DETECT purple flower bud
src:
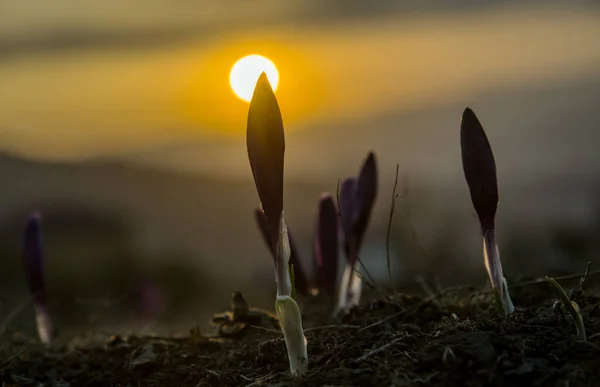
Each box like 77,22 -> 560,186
336,153 -> 378,312
23,212 -> 53,344
460,107 -> 498,232
338,177 -> 358,242
338,152 -> 378,264
314,194 -> 339,295
354,152 -> 378,252
247,73 -> 285,250
23,212 -> 45,305
254,207 -> 274,260
254,208 -> 309,296
461,108 -> 514,314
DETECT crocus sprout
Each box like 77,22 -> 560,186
255,193 -> 341,298
255,208 -> 309,296
460,107 -> 514,314
546,276 -> 586,341
247,73 -> 307,375
337,152 -> 378,312
23,212 -> 54,344
313,194 -> 339,296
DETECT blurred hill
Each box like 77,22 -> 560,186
0,152 -> 329,332
1,148 -> 599,315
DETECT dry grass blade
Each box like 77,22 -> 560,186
546,276 -> 586,341
511,269 -> 600,289
304,324 -> 360,332
356,335 -> 405,361
569,262 -> 592,300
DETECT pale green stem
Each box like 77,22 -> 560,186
276,296 -> 308,375
275,213 -> 308,374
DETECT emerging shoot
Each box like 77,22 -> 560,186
256,192 -> 340,299
246,73 -> 307,375
276,217 -> 308,374
255,207 -> 309,296
23,212 -> 54,344
547,277 -> 586,341
337,152 -> 378,312
313,194 -> 340,296
461,108 -> 514,315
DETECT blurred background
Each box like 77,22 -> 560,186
1,0 -> 600,337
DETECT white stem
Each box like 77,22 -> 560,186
336,263 -> 363,313
275,213 -> 292,297
33,303 -> 53,344
275,296 -> 308,375
274,214 -> 308,374
483,230 -> 514,314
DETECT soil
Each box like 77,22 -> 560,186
2,278 -> 600,387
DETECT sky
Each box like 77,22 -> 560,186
1,1 -> 600,182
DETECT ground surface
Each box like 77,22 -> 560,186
2,277 -> 600,387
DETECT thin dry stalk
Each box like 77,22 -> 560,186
385,164 -> 400,291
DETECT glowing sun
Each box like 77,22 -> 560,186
229,54 -> 279,102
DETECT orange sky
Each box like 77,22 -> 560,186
1,5 -> 600,179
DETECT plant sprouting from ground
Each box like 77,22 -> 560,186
255,208 -> 310,296
313,194 -> 340,296
23,212 -> 54,344
546,276 -> 586,341
246,73 -> 307,375
547,262 -> 590,341
337,152 -> 378,313
460,107 -> 514,314
256,193 -> 341,299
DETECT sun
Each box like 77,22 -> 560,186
229,54 -> 279,102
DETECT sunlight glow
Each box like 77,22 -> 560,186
229,54 -> 279,102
